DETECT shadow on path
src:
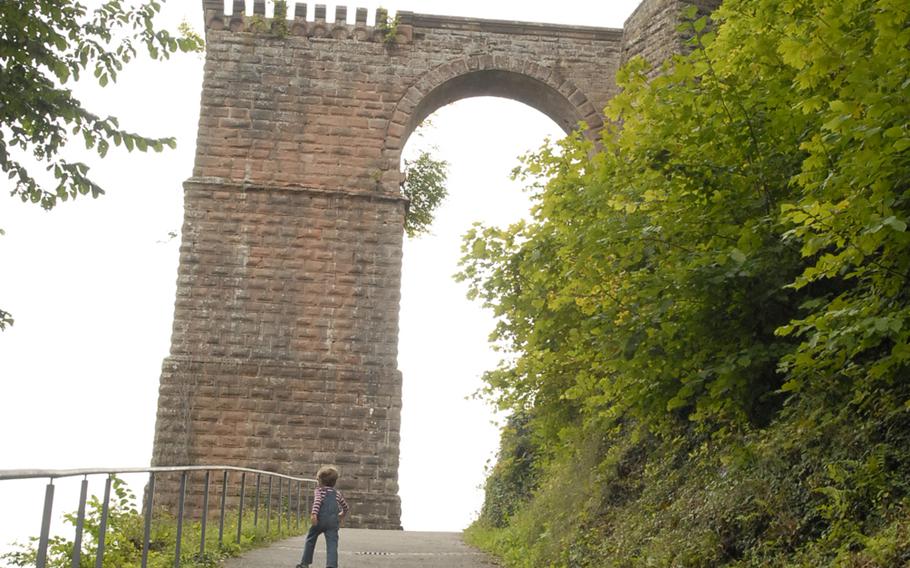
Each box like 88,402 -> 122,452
224,529 -> 500,568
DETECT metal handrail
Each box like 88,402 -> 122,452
0,465 -> 318,568
0,465 -> 316,482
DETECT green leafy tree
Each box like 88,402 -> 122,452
460,20 -> 809,436
0,0 -> 204,329
462,0 -> 910,564
401,150 -> 448,238
460,0 -> 909,440
771,0 -> 910,401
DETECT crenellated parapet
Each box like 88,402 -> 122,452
202,0 -> 414,43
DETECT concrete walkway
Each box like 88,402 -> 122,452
223,529 -> 500,568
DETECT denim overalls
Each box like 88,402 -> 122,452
300,488 -> 341,567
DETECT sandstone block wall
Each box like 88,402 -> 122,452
153,183 -> 404,526
622,0 -> 724,68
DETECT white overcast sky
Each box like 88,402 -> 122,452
0,0 -> 640,550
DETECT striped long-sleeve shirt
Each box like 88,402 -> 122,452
311,486 -> 350,518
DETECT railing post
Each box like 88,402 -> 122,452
200,470 -> 210,557
141,473 -> 155,568
71,477 -> 89,568
296,481 -> 301,529
36,479 -> 55,568
174,471 -> 187,568
254,474 -> 261,528
219,470 -> 228,546
266,476 -> 273,534
237,472 -> 246,544
286,478 -> 292,531
278,476 -> 283,534
98,475 -> 113,568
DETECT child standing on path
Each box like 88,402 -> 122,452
297,465 -> 350,568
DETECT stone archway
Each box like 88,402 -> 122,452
151,0 -> 719,529
383,54 -> 605,167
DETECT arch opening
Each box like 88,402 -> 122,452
405,69 -> 582,148
396,97 -> 566,531
381,57 -> 603,189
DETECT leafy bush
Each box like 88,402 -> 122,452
476,411 -> 540,528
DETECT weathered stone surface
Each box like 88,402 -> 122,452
153,0 -> 722,530
622,0 -> 723,71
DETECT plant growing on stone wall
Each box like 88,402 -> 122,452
243,0 -> 291,38
245,0 -> 289,38
245,13 -> 267,33
376,7 -> 400,47
272,0 -> 289,37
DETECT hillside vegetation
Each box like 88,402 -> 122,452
460,0 -> 910,565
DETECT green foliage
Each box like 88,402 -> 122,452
0,308 -> 12,330
0,0 -> 204,328
376,8 -> 400,47
1,477 -> 308,568
476,411 -> 540,528
245,0 -> 289,38
462,0 -> 910,565
401,150 -> 448,238
0,0 -> 204,210
178,20 -> 204,49
469,395 -> 910,566
770,0 -> 910,400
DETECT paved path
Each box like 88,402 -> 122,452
223,529 -> 500,568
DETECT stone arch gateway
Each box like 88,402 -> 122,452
152,0 -> 720,528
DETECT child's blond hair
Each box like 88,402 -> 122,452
316,465 -> 339,487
